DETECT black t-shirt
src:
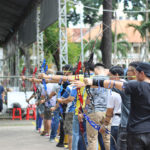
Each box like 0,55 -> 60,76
124,81 -> 150,134
113,88 -> 130,128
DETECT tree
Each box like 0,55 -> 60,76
84,39 -> 102,61
84,32 -> 131,61
68,0 -> 116,67
112,32 -> 131,57
128,22 -> 150,40
100,0 -> 112,68
44,21 -> 82,69
124,0 -> 150,20
124,0 -> 150,61
126,0 -> 150,53
67,0 -> 102,26
44,22 -> 60,70
67,0 -> 118,26
68,42 -> 81,65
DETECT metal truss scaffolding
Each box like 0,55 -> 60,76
37,6 -> 44,72
15,33 -> 20,87
59,0 -> 68,71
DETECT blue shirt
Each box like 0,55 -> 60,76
61,86 -> 77,113
0,85 -> 4,100
57,81 -> 70,113
57,80 -> 70,98
57,85 -> 63,99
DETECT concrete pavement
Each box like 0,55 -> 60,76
0,120 -> 64,150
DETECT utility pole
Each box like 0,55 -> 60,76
15,33 -> 20,88
145,0 -> 149,62
32,43 -> 36,70
37,5 -> 44,72
114,11 -> 117,64
79,2 -> 84,65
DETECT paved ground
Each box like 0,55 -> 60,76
0,120 -> 64,150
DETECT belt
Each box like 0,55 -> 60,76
119,125 -> 127,132
114,113 -> 121,117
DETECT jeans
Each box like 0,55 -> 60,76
110,126 -> 119,150
98,133 -> 105,150
127,132 -> 150,150
117,127 -> 127,150
72,115 -> 88,150
78,118 -> 88,150
50,110 -> 60,140
72,115 -> 80,150
36,108 -> 43,130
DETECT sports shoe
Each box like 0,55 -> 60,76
45,133 -> 50,138
38,128 -> 41,133
56,143 -> 64,147
35,130 -> 39,133
40,131 -> 47,136
50,139 -> 55,143
64,145 -> 69,149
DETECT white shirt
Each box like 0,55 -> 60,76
107,91 -> 122,126
41,83 -> 57,107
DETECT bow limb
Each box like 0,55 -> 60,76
41,59 -> 50,104
75,61 -> 87,150
75,60 -> 83,105
21,67 -> 28,102
32,67 -> 37,93
84,52 -> 94,109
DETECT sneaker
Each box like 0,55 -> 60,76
35,130 -> 39,133
64,145 -> 69,149
50,139 -> 55,143
38,129 -> 41,133
56,143 -> 64,147
40,131 -> 47,136
45,133 -> 50,138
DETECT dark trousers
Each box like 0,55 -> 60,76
127,132 -> 150,150
0,100 -> 3,112
117,126 -> 128,150
110,126 -> 119,150
58,113 -> 65,144
58,104 -> 67,144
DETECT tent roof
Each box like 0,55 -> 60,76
0,0 -> 39,45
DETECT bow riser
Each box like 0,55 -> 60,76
33,67 -> 38,93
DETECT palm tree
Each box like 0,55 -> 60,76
128,21 -> 150,40
112,32 -> 131,58
84,32 -> 131,61
128,21 -> 150,61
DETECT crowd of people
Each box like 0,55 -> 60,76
21,61 -> 150,150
